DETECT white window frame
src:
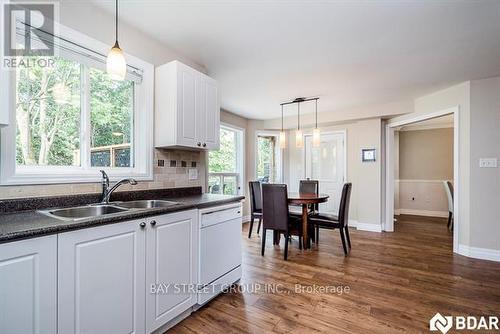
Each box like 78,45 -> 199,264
255,130 -> 283,183
0,22 -> 154,185
208,123 -> 245,195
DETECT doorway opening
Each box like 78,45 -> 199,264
385,107 -> 459,253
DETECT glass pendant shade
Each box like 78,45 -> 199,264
106,42 -> 126,81
279,131 -> 286,149
312,128 -> 321,147
295,129 -> 303,148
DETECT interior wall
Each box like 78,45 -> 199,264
284,118 -> 382,229
0,1 -> 207,199
396,128 -> 453,216
399,128 -> 454,180
469,76 -> 500,251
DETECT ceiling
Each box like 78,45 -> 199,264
89,0 -> 500,120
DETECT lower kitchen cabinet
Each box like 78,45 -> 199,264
1,208 -> 207,333
58,220 -> 147,334
0,235 -> 57,334
145,210 -> 198,333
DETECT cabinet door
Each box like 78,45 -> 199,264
0,236 -> 57,334
203,77 -> 220,150
58,221 -> 146,334
195,75 -> 206,148
146,210 -> 198,333
177,64 -> 198,147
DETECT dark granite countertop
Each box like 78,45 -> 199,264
0,192 -> 244,244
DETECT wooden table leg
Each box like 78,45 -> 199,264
302,204 -> 309,249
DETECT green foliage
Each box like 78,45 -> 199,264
208,128 -> 236,173
90,69 -> 133,148
16,57 -> 81,165
15,57 -> 133,167
257,136 -> 275,180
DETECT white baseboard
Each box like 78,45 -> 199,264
398,209 -> 449,218
457,244 -> 500,262
242,215 -> 251,223
349,220 -> 382,233
394,209 -> 401,215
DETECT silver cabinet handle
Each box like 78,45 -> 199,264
139,222 -> 146,228
197,142 -> 201,146
202,143 -> 206,147
150,220 -> 157,226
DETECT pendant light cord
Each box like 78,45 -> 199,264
297,102 -> 300,130
281,105 -> 284,132
315,99 -> 318,129
115,0 -> 118,43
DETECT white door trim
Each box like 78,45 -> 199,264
385,106 -> 460,253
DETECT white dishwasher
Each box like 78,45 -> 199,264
198,202 -> 242,305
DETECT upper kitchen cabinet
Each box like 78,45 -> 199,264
155,60 -> 220,150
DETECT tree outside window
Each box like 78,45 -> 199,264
208,126 -> 242,195
15,56 -> 134,169
257,135 -> 278,183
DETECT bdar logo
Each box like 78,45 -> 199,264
430,313 -> 453,334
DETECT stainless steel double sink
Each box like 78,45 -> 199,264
39,200 -> 180,221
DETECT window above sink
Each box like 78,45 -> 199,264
0,22 -> 154,185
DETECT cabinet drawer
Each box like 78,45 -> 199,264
200,204 -> 242,228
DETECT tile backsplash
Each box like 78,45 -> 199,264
0,149 -> 206,200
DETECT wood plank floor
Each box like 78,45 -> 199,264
169,215 -> 500,333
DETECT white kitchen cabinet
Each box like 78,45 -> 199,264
155,60 -> 220,150
0,235 -> 57,334
58,220 -> 146,334
145,210 -> 198,333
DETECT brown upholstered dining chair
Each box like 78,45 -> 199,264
290,179 -> 320,214
309,183 -> 352,255
261,183 -> 303,260
248,181 -> 263,238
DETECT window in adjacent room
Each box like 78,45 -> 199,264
256,132 -> 282,183
208,125 -> 244,195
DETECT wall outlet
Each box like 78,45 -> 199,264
188,168 -> 198,180
479,158 -> 498,168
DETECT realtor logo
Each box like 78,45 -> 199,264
430,313 -> 453,334
3,2 -> 55,57
430,313 -> 500,333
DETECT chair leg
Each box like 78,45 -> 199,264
315,226 -> 319,244
284,232 -> 289,261
345,226 -> 351,249
261,229 -> 266,256
339,228 -> 348,256
299,234 -> 303,250
248,215 -> 254,238
257,218 -> 262,234
447,212 -> 452,229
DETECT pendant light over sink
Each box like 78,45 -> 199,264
106,0 -> 126,81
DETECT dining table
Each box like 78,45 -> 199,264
288,192 -> 329,249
